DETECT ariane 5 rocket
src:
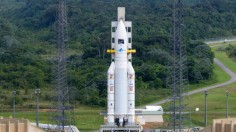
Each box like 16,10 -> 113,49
107,7 -> 136,127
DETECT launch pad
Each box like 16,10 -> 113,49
100,124 -> 142,132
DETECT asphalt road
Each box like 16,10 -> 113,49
205,38 -> 236,44
138,42 -> 236,108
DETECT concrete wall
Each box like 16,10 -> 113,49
142,115 -> 163,122
199,125 -> 212,132
0,118 -> 44,132
136,115 -> 163,125
212,118 -> 236,132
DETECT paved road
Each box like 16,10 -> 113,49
187,58 -> 236,96
138,42 -> 236,108
205,38 -> 236,44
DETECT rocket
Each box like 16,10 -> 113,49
107,7 -> 136,127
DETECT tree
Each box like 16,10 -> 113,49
26,0 -> 32,9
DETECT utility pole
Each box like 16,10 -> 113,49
12,91 -> 16,118
226,91 -> 229,118
35,89 -> 40,127
204,90 -> 208,127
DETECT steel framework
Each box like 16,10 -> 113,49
49,0 -> 74,131
167,0 -> 191,131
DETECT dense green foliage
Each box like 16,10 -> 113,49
225,44 -> 236,58
0,0 -> 236,106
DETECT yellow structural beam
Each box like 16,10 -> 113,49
107,49 -> 116,54
106,49 -> 136,54
127,49 -> 136,53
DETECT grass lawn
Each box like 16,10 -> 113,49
161,40 -> 236,128
0,107 -> 104,132
190,82 -> 236,126
210,41 -> 236,73
161,86 -> 236,127
187,40 -> 236,127
189,63 -> 230,90
141,60 -> 232,108
162,69 -> 236,128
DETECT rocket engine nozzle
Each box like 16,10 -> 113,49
115,117 -> 128,127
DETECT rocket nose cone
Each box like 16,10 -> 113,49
115,20 -> 128,55
116,20 -> 126,35
118,20 -> 125,29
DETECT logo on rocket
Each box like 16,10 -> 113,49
119,48 -> 124,52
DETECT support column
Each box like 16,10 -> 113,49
25,120 -> 29,132
16,120 -> 19,132
221,120 -> 225,132
212,119 -> 216,132
230,120 -> 233,132
7,120 -> 10,132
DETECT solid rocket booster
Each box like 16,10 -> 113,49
107,7 -> 136,126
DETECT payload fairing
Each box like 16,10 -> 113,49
107,7 -> 136,127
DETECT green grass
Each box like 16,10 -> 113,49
190,82 -> 236,126
210,42 -> 236,73
212,50 -> 236,73
189,63 -> 231,90
139,59 -> 232,108
0,111 -> 49,123
136,88 -> 170,106
187,40 -> 236,127
212,63 -> 231,83
161,40 -> 236,128
0,107 -> 104,132
162,73 -> 236,127
74,108 -> 104,131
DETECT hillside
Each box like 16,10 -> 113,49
0,0 -> 236,107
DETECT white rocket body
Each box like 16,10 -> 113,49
107,7 -> 135,126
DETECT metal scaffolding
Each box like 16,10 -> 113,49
50,0 -> 74,131
167,0 -> 191,131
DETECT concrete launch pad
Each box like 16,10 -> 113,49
100,124 -> 142,132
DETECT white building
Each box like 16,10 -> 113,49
136,106 -> 164,125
